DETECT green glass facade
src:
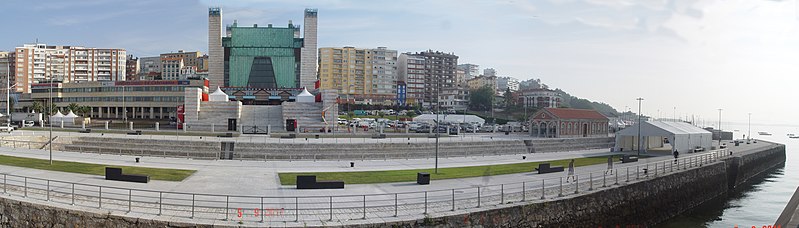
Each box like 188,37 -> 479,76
223,25 -> 304,88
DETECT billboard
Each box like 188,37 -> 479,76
396,83 -> 407,107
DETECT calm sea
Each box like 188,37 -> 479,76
657,124 -> 798,227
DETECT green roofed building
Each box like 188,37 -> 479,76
223,21 -> 305,89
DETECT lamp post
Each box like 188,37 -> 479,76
748,113 -> 751,141
434,76 -> 441,174
5,61 -> 9,128
48,63 -> 53,165
636,97 -> 643,156
718,109 -> 722,147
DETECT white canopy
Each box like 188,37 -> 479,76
615,121 -> 712,153
51,111 -> 63,117
413,114 -> 485,125
296,87 -> 315,103
65,110 -> 78,117
209,87 -> 229,102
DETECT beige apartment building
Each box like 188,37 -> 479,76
468,75 -> 497,93
14,44 -> 127,93
160,51 -> 204,81
318,47 -> 398,105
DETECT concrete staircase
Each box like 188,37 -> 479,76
281,103 -> 328,132
61,137 -> 221,159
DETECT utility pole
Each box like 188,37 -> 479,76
636,97 -> 644,156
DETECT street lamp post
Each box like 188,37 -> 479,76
636,97 -> 644,156
48,65 -> 53,165
434,77 -> 441,174
718,109 -> 722,147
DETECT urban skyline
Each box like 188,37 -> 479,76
0,0 -> 797,124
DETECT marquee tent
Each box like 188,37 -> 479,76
615,121 -> 712,153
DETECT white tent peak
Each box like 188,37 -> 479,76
65,110 -> 78,117
296,87 -> 315,103
209,87 -> 229,102
52,111 -> 64,117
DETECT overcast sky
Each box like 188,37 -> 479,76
1,0 -> 797,125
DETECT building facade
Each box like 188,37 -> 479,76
496,76 -> 519,92
529,107 -> 609,138
319,47 -> 398,105
456,63 -> 479,80
13,44 -> 127,93
483,68 -> 496,77
138,56 -> 162,80
467,75 -> 497,92
0,52 -> 15,115
398,53 -> 425,106
208,7 -> 224,89
125,55 -> 139,81
299,8 -> 318,89
519,88 -> 562,108
17,79 -> 208,120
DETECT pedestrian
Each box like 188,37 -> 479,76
566,159 -> 576,183
673,150 -> 679,164
604,156 -> 614,175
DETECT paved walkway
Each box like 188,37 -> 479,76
0,131 -> 774,227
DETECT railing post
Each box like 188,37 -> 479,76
191,194 -> 195,218
558,177 -> 563,197
362,195 -> 366,219
575,175 -> 579,194
158,192 -> 162,215
501,184 -> 505,204
615,169 -> 619,185
425,191 -> 429,213
99,186 -> 102,208
71,183 -> 75,205
3,174 -> 7,193
394,193 -> 398,217
225,196 -> 229,221
128,189 -> 132,212
522,182 -> 526,202
602,172 -> 606,187
477,187 -> 481,208
295,197 -> 299,222
24,177 -> 27,197
654,163 -> 657,176
626,168 -> 629,182
451,189 -> 456,211
261,197 -> 265,223
589,173 -> 593,191
541,179 -> 545,200
636,166 -> 640,180
46,180 -> 50,201
329,196 -> 333,221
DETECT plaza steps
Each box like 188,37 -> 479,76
525,137 -> 614,153
60,137 -> 220,159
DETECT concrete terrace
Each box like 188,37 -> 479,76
0,130 -> 774,226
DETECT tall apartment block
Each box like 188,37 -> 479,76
319,47 -> 397,104
208,7 -> 224,89
300,8 -> 319,89
13,44 -> 126,93
0,51 -> 15,114
398,53 -> 426,106
399,51 -> 460,110
496,76 -> 519,92
125,55 -> 139,81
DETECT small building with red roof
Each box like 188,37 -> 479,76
529,108 -> 609,138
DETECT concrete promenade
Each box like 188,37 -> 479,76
0,130 -> 773,226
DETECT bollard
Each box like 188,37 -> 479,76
129,122 -> 134,131
155,122 -> 160,131
60,120 -> 64,128
82,121 -> 86,130
183,123 -> 187,132
105,121 -> 109,130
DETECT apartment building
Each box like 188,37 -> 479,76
126,55 -> 139,81
398,53 -> 425,106
319,47 -> 398,104
160,51 -> 202,81
13,44 -> 127,93
457,63 -> 480,80
496,76 -> 519,93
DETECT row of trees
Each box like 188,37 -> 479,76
30,102 -> 91,116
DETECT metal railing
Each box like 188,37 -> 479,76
0,148 -> 732,225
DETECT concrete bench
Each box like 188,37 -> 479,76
79,129 -> 92,133
620,155 -> 639,163
105,167 -> 149,183
126,130 -> 142,135
280,134 -> 297,139
371,134 -> 386,139
296,175 -> 344,189
535,163 -> 564,174
217,133 -> 233,138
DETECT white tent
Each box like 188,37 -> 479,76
296,87 -> 315,103
614,121 -> 712,153
413,114 -> 485,125
209,87 -> 230,102
65,110 -> 78,118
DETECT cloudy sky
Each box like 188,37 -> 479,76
1,0 -> 798,125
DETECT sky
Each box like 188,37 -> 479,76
1,0 -> 798,126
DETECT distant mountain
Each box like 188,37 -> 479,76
553,89 -> 619,117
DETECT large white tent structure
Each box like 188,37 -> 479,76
413,114 -> 485,125
615,121 -> 712,153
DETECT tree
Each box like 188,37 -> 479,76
31,101 -> 44,114
503,87 -> 514,109
67,103 -> 80,114
468,85 -> 494,111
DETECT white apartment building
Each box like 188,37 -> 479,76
398,53 -> 426,106
496,76 -> 520,93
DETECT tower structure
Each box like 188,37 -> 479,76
300,8 -> 318,89
208,7 -> 224,88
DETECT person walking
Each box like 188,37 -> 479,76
604,156 -> 614,175
566,159 -> 576,183
673,150 -> 680,164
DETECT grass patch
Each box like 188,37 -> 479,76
279,155 -> 641,185
0,154 -> 195,181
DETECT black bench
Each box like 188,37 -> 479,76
217,132 -> 233,138
535,163 -> 564,174
620,155 -> 639,163
280,134 -> 297,139
105,167 -> 149,183
127,130 -> 142,135
79,129 -> 92,133
296,175 -> 344,189
371,134 -> 387,139
417,172 -> 430,185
